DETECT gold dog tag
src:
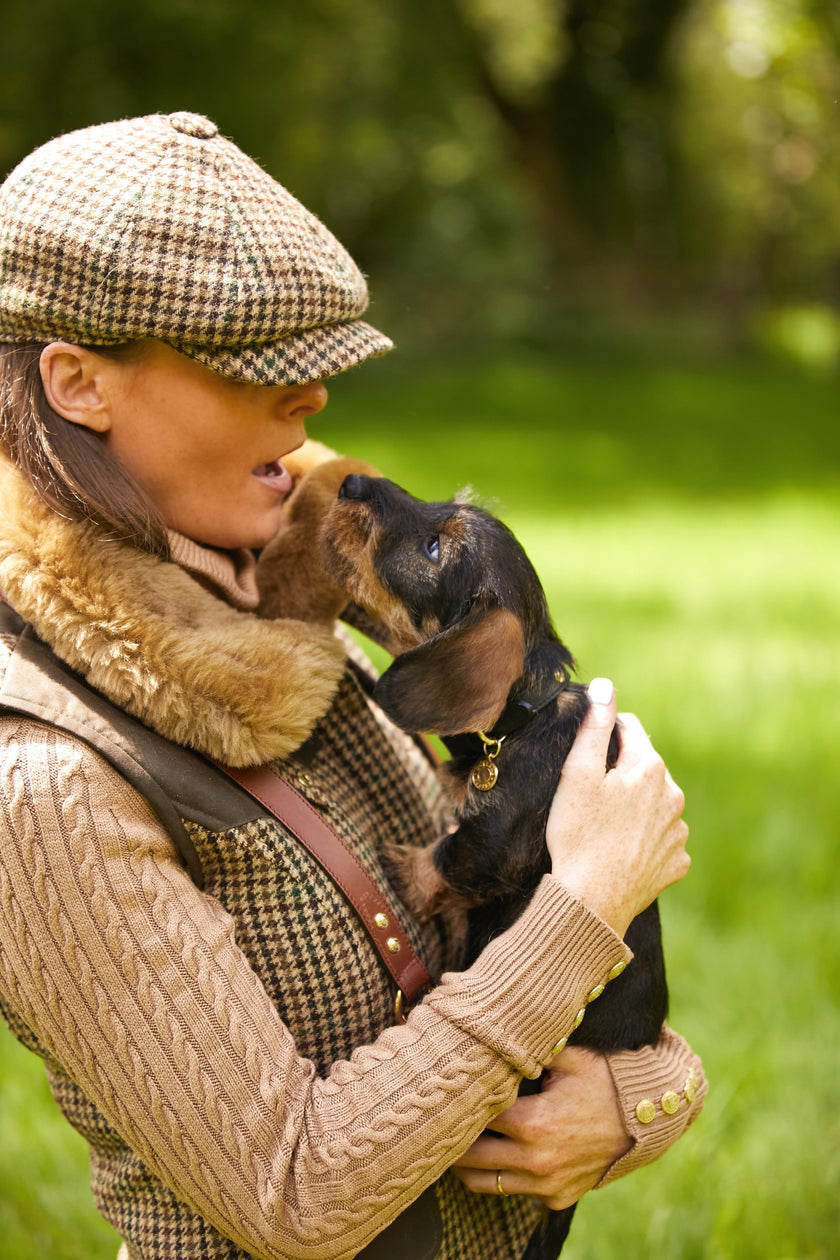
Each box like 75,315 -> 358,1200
471,758 -> 499,791
471,732 -> 505,791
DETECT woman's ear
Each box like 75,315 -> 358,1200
39,342 -> 111,433
373,605 -> 526,736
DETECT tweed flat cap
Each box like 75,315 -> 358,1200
0,111 -> 392,385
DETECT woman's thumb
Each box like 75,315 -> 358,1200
563,678 -> 617,773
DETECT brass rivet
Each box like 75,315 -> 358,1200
374,913 -> 389,930
386,937 -> 401,953
661,1091 -> 681,1115
587,984 -> 605,1003
550,1036 -> 568,1056
635,1099 -> 656,1124
572,1007 -> 585,1029
297,771 -> 312,788
554,670 -> 565,683
607,961 -> 627,982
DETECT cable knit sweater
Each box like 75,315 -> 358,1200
0,447 -> 705,1260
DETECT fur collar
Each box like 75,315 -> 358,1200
0,456 -> 346,766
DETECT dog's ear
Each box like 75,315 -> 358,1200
373,606 -> 525,736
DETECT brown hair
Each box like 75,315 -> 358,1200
0,342 -> 169,557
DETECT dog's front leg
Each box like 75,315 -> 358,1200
380,835 -> 459,922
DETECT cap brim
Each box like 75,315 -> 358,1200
175,318 -> 393,386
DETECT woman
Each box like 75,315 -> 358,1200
0,112 -> 704,1260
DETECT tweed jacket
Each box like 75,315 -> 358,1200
0,448 -> 706,1260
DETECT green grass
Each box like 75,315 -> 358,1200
2,349 -> 838,1258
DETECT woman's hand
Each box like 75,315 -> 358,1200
546,679 -> 690,936
451,1047 -> 630,1208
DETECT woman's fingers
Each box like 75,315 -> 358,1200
545,690 -> 691,934
451,1051 -> 632,1210
560,678 -> 617,781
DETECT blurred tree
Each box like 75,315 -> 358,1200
454,0 -> 691,266
673,0 -> 840,346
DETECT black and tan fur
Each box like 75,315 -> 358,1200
262,460 -> 669,1259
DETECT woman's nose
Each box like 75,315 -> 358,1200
286,379 -> 328,419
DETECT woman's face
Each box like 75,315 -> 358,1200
98,341 -> 328,549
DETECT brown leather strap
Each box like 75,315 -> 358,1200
212,761 -> 432,1009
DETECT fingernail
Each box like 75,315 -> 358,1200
587,677 -> 614,705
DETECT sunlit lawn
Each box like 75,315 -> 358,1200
1,348 -> 838,1258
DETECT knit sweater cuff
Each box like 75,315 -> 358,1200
426,876 -> 631,1079
596,1025 -> 708,1187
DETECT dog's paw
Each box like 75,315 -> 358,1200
380,840 -> 458,922
256,457 -> 379,622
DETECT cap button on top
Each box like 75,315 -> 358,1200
168,111 -> 218,139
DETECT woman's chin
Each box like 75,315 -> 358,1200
178,498 -> 287,551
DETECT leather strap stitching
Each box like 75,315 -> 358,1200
210,760 -> 432,1004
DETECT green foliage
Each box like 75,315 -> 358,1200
3,0 -> 840,350
2,347 -> 837,1257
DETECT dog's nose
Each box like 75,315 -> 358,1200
339,473 -> 371,501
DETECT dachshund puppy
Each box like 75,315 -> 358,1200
260,461 -> 668,1260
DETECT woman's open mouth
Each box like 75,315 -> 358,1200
251,459 -> 293,495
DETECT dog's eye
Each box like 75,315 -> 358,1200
424,535 -> 441,562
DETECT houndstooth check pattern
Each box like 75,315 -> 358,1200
0,112 -> 392,384
2,668 -> 541,1259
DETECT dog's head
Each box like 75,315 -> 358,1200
321,473 -> 562,736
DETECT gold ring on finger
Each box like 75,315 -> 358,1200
496,1170 -> 508,1197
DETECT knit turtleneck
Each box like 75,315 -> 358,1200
166,531 -> 260,611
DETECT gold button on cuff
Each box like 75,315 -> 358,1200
635,1099 -> 656,1124
572,1007 -> 586,1030
587,984 -> 605,1003
661,1091 -> 681,1115
386,937 -> 401,953
684,1073 -> 698,1103
607,961 -> 627,982
374,913 -> 389,930
550,1036 -> 568,1056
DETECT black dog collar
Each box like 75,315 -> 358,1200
444,666 -> 571,790
484,666 -> 570,740
466,668 -> 570,792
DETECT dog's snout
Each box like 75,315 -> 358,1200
339,473 -> 372,501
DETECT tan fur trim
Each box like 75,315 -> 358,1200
0,457 -> 345,766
